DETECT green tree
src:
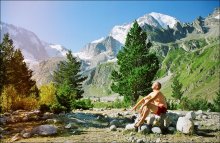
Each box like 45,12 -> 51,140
0,33 -> 38,97
171,74 -> 183,100
0,47 -> 4,95
111,21 -> 159,105
53,50 -> 87,111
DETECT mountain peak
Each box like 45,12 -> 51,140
149,12 -> 179,28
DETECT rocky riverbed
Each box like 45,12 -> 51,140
0,109 -> 219,142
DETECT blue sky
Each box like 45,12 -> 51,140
1,1 -> 219,52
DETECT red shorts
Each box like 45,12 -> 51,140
155,105 -> 167,115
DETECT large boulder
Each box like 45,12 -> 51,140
32,125 -> 57,136
176,117 -> 194,134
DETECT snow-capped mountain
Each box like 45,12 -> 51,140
0,22 -> 68,66
149,12 -> 179,28
109,12 -> 178,45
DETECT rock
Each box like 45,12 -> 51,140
110,119 -> 120,127
32,125 -> 57,136
176,117 -> 194,134
46,119 -> 60,124
22,115 -> 29,122
130,132 -> 135,136
0,127 -> 3,133
96,116 -> 101,120
156,138 -> 161,143
207,109 -> 211,112
0,134 -> 3,139
136,139 -> 144,143
185,111 -> 196,120
22,132 -> 31,138
0,117 -> 6,125
125,123 -> 136,132
138,124 -> 151,134
65,123 -> 78,129
151,127 -> 162,134
110,125 -> 117,131
166,112 -> 180,126
11,133 -> 21,142
117,112 -> 123,116
168,126 -> 176,133
202,115 -> 208,119
42,112 -> 54,119
195,110 -> 203,115
146,115 -> 155,125
128,136 -> 135,142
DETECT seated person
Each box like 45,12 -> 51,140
131,82 -> 167,127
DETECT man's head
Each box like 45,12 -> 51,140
152,82 -> 161,90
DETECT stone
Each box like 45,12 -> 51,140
0,117 -> 6,125
156,138 -> 161,143
176,117 -> 194,134
0,127 -> 3,133
146,115 -> 155,125
32,125 -> 57,136
195,110 -> 203,115
46,119 -> 57,124
125,123 -> 136,132
207,109 -> 211,112
65,123 -> 78,129
136,139 -> 144,143
11,133 -> 21,142
138,124 -> 151,134
202,115 -> 208,119
110,119 -> 120,127
151,127 -> 162,134
42,112 -> 54,119
22,132 -> 31,138
128,136 -> 135,142
166,111 -> 182,126
110,125 -> 117,131
168,126 -> 176,133
185,111 -> 196,120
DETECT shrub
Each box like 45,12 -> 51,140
180,97 -> 214,111
213,90 -> 220,112
20,96 -> 38,111
1,85 -> 16,112
50,103 -> 67,114
167,99 -> 179,110
72,98 -> 94,110
39,83 -> 57,105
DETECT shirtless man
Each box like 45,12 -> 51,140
131,82 -> 167,127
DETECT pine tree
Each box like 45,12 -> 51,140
53,50 -> 87,110
171,74 -> 183,100
0,47 -> 5,95
111,21 -> 159,105
0,33 -> 39,97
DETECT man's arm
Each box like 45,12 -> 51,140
131,94 -> 151,111
131,98 -> 144,111
140,92 -> 159,109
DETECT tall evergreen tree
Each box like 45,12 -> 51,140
171,74 -> 183,100
53,50 -> 87,110
0,33 -> 38,97
0,46 -> 5,95
111,21 -> 159,105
